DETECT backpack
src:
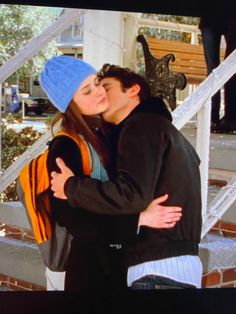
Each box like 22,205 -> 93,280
17,129 -> 91,271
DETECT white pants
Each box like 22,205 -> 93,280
45,268 -> 65,291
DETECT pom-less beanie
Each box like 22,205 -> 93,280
39,56 -> 96,113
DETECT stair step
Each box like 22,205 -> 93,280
0,201 -> 236,288
208,184 -> 236,224
0,201 -> 30,230
181,125 -> 236,225
209,168 -> 236,182
181,126 -> 236,173
0,236 -> 46,287
0,202 -> 46,288
208,179 -> 227,187
199,233 -> 236,274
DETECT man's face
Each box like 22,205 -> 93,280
100,77 -> 130,124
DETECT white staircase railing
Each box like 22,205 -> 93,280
0,8 -> 82,84
172,49 -> 236,238
202,175 -> 236,238
0,122 -> 60,193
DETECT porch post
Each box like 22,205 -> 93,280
123,13 -> 140,70
196,99 -> 212,221
83,10 -> 124,70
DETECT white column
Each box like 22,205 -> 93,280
83,10 -> 124,70
123,13 -> 140,70
196,99 -> 212,221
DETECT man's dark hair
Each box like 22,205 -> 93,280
97,64 -> 152,101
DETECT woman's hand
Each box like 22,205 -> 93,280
138,194 -> 182,229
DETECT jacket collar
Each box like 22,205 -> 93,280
119,96 -> 173,127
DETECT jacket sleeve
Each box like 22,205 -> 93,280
47,136 -> 89,236
65,115 -> 168,215
47,135 -> 84,177
48,136 -> 140,237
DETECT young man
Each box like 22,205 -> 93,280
51,64 -> 203,289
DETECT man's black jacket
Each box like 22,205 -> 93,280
65,96 -> 202,267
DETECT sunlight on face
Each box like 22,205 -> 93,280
72,74 -> 109,116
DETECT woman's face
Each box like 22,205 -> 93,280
72,74 -> 109,116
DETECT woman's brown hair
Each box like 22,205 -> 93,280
51,101 -> 110,168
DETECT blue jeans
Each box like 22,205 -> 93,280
130,275 -> 196,290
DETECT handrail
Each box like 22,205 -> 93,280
172,51 -> 236,128
136,16 -> 200,44
172,49 -> 236,238
0,8 -> 82,84
0,7 -> 82,183
202,176 -> 236,238
0,121 -> 60,193
137,17 -> 200,34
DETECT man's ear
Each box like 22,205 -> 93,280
128,84 -> 141,97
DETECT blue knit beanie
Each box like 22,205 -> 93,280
39,56 -> 96,113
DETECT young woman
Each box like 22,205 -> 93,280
39,56 -> 182,292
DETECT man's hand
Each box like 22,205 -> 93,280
51,157 -> 74,199
138,194 -> 182,229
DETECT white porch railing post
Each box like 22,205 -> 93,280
195,99 -> 212,220
123,13 -> 140,69
0,82 -> 2,173
22,99 -> 25,120
190,31 -> 198,45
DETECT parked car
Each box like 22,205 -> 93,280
18,93 -> 56,116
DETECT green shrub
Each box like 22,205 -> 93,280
1,120 -> 42,201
